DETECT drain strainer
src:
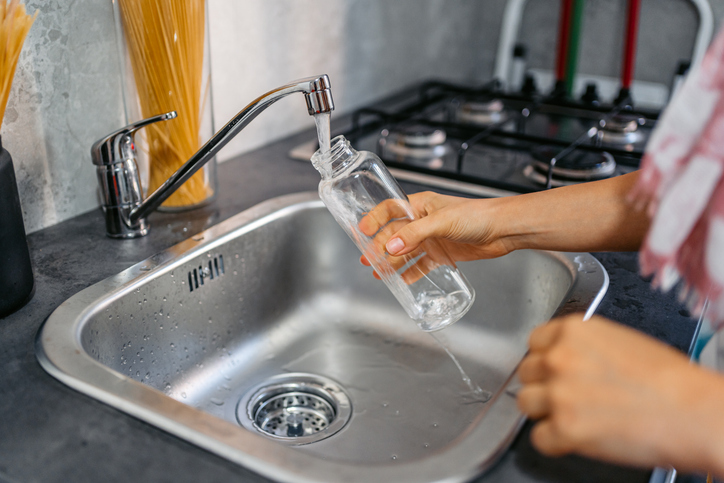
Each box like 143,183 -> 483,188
237,373 -> 352,445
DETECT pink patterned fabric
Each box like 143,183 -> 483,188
631,27 -> 724,325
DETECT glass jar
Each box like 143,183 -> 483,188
113,0 -> 216,211
311,135 -> 476,332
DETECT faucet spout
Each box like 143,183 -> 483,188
128,74 -> 334,226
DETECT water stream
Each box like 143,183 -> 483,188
314,112 -> 331,154
430,333 -> 491,403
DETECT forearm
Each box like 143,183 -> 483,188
497,171 -> 649,253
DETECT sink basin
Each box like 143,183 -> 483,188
37,191 -> 608,483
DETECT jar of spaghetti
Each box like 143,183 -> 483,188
114,0 -> 216,211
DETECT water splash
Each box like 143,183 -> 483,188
429,333 -> 491,403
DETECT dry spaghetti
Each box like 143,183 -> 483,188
118,0 -> 212,208
0,0 -> 35,126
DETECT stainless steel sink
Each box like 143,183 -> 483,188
37,191 -> 608,483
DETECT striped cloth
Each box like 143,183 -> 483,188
631,26 -> 724,325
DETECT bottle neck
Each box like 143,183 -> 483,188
312,135 -> 358,178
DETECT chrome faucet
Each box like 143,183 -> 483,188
92,75 -> 334,238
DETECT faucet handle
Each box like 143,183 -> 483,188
91,110 -> 176,239
91,111 -> 177,166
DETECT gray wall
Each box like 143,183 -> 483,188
4,0 -> 722,234
519,0 -> 700,84
5,1 -> 125,234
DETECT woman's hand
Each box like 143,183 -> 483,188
359,191 -> 515,277
517,314 -> 724,477
359,173 -> 651,278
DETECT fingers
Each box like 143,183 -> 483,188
530,420 -> 572,457
385,211 -> 450,256
399,253 -> 441,285
358,199 -> 413,237
517,383 -> 550,419
517,353 -> 549,384
528,319 -> 565,353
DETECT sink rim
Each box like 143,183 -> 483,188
36,191 -> 609,483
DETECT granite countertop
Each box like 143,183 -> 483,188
0,126 -> 700,483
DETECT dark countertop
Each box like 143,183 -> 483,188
0,126 -> 702,483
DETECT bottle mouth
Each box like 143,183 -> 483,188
311,135 -> 356,175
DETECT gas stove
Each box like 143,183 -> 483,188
291,80 -> 659,197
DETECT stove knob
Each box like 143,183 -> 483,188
581,83 -> 600,106
521,74 -> 538,98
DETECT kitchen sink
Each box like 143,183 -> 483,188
37,191 -> 608,483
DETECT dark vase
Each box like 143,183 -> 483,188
0,136 -> 34,317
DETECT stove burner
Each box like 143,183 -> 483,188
598,114 -> 645,145
380,124 -> 449,170
526,145 -> 617,186
457,99 -> 509,126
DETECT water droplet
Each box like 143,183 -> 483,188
391,455 -> 397,460
210,398 -> 224,406
382,402 -> 388,407
181,392 -> 187,398
162,297 -> 167,302
424,443 -> 429,448
144,372 -> 150,379
432,423 -> 438,428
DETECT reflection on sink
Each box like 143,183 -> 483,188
37,192 -> 608,483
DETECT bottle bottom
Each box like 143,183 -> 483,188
383,265 -> 475,332
416,290 -> 474,332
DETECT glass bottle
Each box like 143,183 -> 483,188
311,135 -> 475,332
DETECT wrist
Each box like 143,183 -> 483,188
693,369 -> 724,478
657,365 -> 724,476
486,195 -> 540,253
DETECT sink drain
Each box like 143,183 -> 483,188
237,373 -> 352,445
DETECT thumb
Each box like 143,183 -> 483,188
385,213 -> 448,256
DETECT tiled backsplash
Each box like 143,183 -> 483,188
4,0 -> 722,234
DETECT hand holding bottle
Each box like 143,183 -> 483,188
359,191 -> 515,278
360,172 -> 650,278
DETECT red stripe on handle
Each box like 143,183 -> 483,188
555,0 -> 574,82
622,0 -> 642,89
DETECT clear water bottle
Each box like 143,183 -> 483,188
311,135 -> 475,331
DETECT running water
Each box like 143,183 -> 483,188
430,333 -> 491,403
314,112 -> 331,154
